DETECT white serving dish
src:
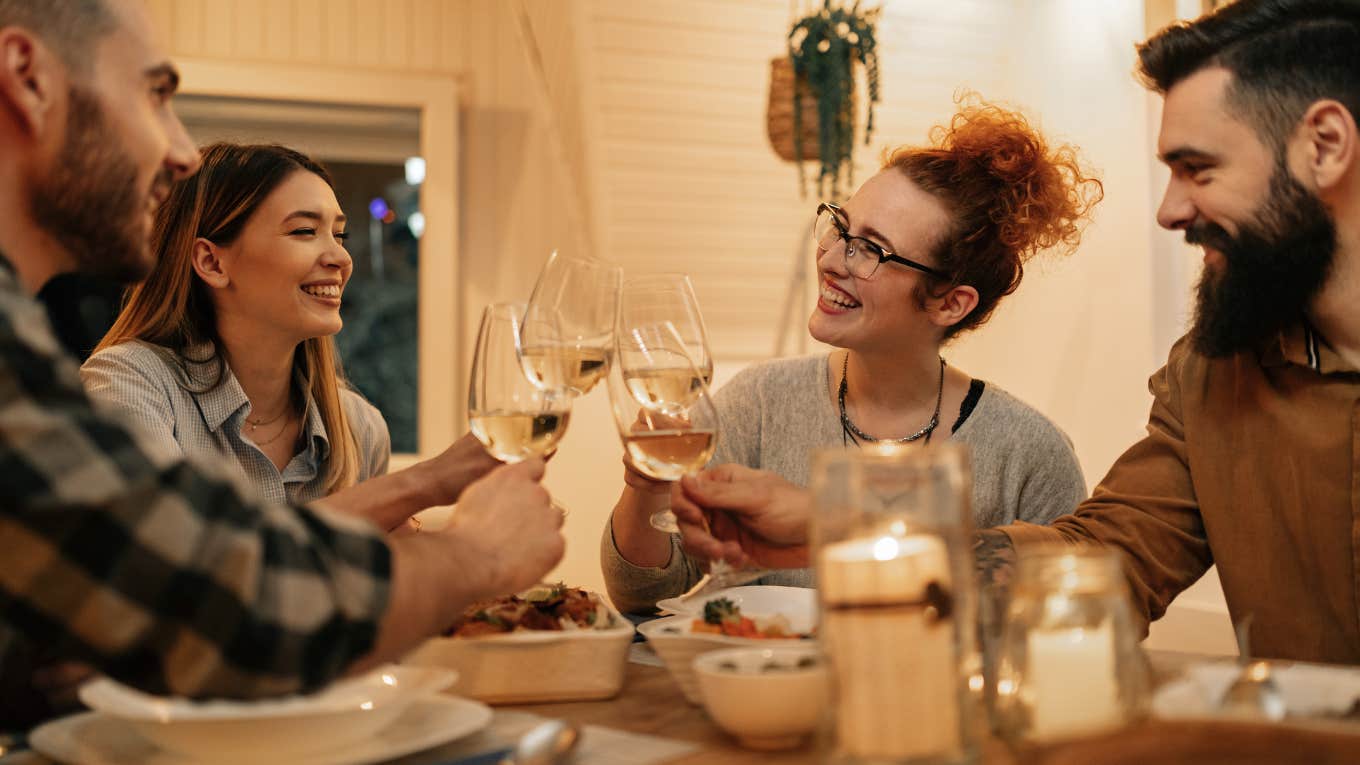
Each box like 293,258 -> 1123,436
77,664 -> 456,763
638,614 -> 816,704
693,646 -> 828,751
402,602 -> 635,704
656,586 -> 819,632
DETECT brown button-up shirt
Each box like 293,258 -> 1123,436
1003,325 -> 1360,663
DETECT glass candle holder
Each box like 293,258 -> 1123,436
992,548 -> 1150,742
811,443 -> 979,765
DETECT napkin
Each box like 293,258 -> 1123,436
387,709 -> 698,765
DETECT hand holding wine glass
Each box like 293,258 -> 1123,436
607,321 -> 719,534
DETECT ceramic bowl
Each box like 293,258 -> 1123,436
78,664 -> 456,762
693,646 -> 828,750
403,602 -> 635,704
639,585 -> 818,704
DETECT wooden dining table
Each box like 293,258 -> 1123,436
481,651 -> 1360,765
9,651 -> 1360,764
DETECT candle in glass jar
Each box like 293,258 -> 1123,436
818,533 -> 959,760
1026,619 -> 1118,738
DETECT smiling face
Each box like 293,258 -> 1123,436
1157,67 -> 1336,356
205,170 -> 353,345
28,0 -> 199,282
807,170 -> 953,354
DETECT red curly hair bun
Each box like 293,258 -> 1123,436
884,92 -> 1103,337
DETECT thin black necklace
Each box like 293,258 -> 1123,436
839,352 -> 945,447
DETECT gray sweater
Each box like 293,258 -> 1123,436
602,354 -> 1087,613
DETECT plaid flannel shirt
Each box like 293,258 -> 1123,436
0,257 -> 392,715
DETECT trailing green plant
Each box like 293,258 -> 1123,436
789,0 -> 881,201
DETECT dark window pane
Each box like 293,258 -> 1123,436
326,160 -> 420,454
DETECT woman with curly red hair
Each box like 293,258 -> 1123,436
603,96 -> 1104,613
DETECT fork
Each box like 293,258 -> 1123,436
677,560 -> 771,603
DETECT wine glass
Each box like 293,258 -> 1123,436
618,274 -> 714,387
520,251 -> 622,396
607,321 -> 719,534
469,303 -> 572,465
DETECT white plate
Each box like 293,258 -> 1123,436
655,586 -> 818,633
1154,659 -> 1360,728
76,665 -> 456,760
30,694 -> 493,765
79,665 -> 454,722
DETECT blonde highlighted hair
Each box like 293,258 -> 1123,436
96,142 -> 361,492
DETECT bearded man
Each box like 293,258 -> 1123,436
670,0 -> 1360,665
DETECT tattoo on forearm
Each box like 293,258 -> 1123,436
973,528 -> 1017,656
973,528 -> 1016,592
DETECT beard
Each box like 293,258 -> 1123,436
1187,163 -> 1336,358
29,85 -> 167,285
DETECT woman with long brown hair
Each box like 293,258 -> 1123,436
603,96 -> 1104,613
83,142 -> 496,529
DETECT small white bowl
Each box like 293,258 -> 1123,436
693,646 -> 828,751
638,614 -> 815,704
403,602 -> 635,704
78,664 -> 455,762
640,586 -> 818,704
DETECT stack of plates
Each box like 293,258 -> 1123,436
30,665 -> 492,764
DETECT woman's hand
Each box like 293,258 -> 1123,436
424,432 -> 501,506
670,464 -> 813,569
622,453 -> 672,496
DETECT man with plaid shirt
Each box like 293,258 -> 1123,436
0,0 -> 566,727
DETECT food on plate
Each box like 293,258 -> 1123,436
690,597 -> 812,639
716,656 -> 821,674
449,583 -> 614,637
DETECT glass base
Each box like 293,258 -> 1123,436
649,510 -> 680,534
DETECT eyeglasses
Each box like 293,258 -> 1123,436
813,202 -> 949,280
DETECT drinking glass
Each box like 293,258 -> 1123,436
520,251 -> 622,396
607,321 -> 718,534
618,274 -> 714,387
811,443 -> 979,765
468,303 -> 572,464
992,547 -> 1150,742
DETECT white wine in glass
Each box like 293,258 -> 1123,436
520,251 -> 622,395
469,303 -> 572,464
520,345 -> 610,395
469,410 -> 571,463
621,428 -> 716,480
622,366 -> 708,411
608,321 -> 719,534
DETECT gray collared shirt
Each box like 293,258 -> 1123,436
80,340 -> 389,504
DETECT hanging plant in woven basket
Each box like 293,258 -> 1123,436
767,1 -> 881,201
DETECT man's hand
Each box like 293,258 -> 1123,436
670,464 -> 813,569
443,458 -> 564,600
355,458 -> 563,672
